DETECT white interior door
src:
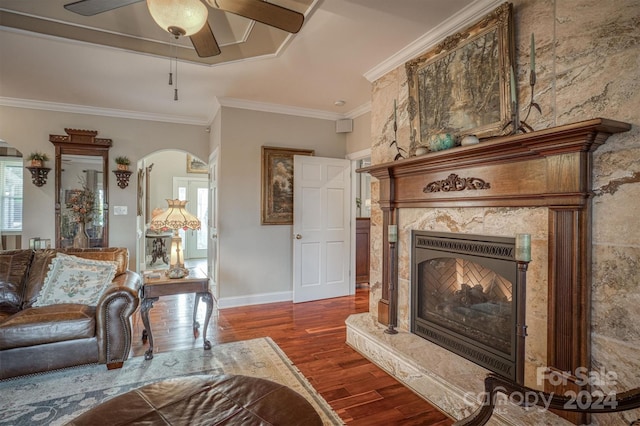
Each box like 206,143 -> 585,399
293,155 -> 351,303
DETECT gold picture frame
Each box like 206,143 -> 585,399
261,146 -> 314,225
186,154 -> 207,174
406,3 -> 515,150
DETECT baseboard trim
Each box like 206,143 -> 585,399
217,291 -> 292,309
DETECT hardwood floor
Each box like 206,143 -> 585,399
129,286 -> 453,425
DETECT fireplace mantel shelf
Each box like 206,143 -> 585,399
361,118 -> 630,177
359,117 -> 632,425
359,118 -> 631,209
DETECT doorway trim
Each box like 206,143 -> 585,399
347,148 -> 371,293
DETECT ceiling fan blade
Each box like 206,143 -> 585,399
64,0 -> 144,16
210,0 -> 304,34
190,21 -> 221,57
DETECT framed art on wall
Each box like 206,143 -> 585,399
187,154 -> 207,174
261,146 -> 314,225
405,3 -> 515,149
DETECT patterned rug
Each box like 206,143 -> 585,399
0,337 -> 343,425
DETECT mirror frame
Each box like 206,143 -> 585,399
50,128 -> 111,248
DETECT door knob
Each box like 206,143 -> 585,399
295,234 -> 302,239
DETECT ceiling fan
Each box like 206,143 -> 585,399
63,0 -> 305,58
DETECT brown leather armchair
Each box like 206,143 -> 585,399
0,248 -> 140,379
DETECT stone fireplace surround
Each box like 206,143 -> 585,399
348,118 -> 632,425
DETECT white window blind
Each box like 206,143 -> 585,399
0,158 -> 23,232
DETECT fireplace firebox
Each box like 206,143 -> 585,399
411,231 -> 525,382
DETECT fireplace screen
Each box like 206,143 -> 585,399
418,258 -> 512,354
411,231 -> 522,381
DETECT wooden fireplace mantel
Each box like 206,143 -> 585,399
359,118 -> 631,425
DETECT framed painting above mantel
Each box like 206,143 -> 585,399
406,2 -> 515,151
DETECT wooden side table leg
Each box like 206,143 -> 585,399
140,297 -> 158,360
192,293 -> 201,337
197,291 -> 213,350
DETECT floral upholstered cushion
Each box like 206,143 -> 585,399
33,253 -> 118,307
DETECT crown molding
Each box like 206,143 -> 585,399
218,97 -> 345,121
345,102 -> 371,119
363,0 -> 504,82
0,95 -> 369,126
0,96 -> 211,126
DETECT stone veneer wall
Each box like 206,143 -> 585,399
367,0 -> 639,423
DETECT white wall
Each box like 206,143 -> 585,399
217,106 -> 346,306
144,150 -> 207,212
0,106 -> 209,268
345,112 -> 372,155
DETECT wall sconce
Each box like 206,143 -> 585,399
113,169 -> 132,189
26,166 -> 51,187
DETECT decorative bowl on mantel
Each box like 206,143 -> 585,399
415,146 -> 429,156
428,133 -> 455,152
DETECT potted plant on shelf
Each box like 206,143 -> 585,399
115,155 -> 131,171
27,152 -> 49,168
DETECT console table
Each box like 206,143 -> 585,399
140,268 -> 213,360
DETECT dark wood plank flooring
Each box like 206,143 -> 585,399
129,287 -> 453,425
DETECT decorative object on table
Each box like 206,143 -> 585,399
65,180 -> 96,248
460,134 -> 480,146
26,151 -> 49,167
29,237 -> 51,249
389,99 -> 406,160
405,3 -> 515,148
261,146 -> 314,225
149,199 -> 201,278
186,154 -> 207,174
428,133 -> 455,152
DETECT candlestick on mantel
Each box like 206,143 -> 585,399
394,99 -> 397,123
515,233 -> 531,262
510,66 -> 517,104
530,33 -> 535,73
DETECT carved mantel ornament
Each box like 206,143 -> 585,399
423,173 -> 491,193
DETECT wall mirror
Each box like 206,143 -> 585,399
50,129 -> 111,248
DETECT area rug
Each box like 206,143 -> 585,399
0,337 -> 343,425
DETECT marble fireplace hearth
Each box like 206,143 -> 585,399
346,313 -> 569,425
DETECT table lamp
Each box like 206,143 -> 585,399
149,199 -> 201,278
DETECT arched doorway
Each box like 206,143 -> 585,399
137,149 -> 208,274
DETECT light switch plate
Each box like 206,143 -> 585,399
114,206 -> 127,215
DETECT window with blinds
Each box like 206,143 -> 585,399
0,158 -> 23,232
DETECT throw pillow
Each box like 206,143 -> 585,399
33,253 -> 118,307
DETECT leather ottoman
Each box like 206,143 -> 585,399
66,374 -> 324,425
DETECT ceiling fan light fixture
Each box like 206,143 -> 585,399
147,0 -> 208,37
